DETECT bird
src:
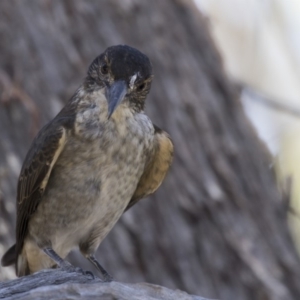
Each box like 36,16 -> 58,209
1,45 -> 173,280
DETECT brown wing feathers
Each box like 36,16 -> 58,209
15,125 -> 67,259
1,124 -> 66,267
125,125 -> 173,211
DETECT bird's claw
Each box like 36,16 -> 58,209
74,267 -> 95,279
83,270 -> 95,279
103,272 -> 113,282
60,263 -> 94,279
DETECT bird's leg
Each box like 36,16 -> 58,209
43,247 -> 71,270
43,247 -> 94,278
87,254 -> 113,282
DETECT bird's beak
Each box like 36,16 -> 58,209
106,80 -> 127,119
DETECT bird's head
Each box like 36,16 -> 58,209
86,45 -> 153,118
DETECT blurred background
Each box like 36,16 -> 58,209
1,1 -> 300,300
196,0 -> 300,254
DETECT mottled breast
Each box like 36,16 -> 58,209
28,88 -> 154,249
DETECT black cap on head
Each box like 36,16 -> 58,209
106,45 -> 152,81
87,45 -> 152,83
86,45 -> 153,116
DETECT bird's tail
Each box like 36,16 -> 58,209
1,243 -> 31,276
2,241 -> 57,276
1,244 -> 16,267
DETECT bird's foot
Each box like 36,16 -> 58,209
103,272 -> 113,282
60,262 -> 94,279
104,275 -> 113,282
78,269 -> 95,279
43,247 -> 94,279
85,254 -> 113,282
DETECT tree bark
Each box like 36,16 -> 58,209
0,1 -> 300,300
0,269 -> 209,300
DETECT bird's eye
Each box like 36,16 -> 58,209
100,64 -> 109,75
137,83 -> 145,91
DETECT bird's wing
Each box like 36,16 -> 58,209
15,119 -> 68,256
125,125 -> 174,211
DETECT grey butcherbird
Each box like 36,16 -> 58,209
1,45 -> 173,280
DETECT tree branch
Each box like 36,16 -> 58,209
0,269 -> 210,300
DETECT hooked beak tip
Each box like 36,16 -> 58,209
106,80 -> 127,119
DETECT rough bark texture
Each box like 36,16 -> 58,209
0,1 -> 300,300
0,269 -> 209,300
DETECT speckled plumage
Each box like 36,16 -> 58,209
24,88 -> 154,273
1,45 -> 173,278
